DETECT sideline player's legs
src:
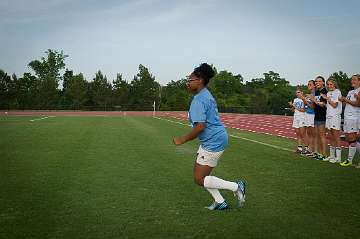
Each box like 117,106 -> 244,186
341,119 -> 358,166
294,127 -> 306,153
303,113 -> 315,155
315,122 -> 327,160
306,126 -> 315,155
342,132 -> 357,166
293,117 -> 306,153
325,128 -> 341,163
356,137 -> 360,168
324,116 -> 341,163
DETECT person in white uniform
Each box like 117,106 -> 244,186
289,88 -> 306,153
322,78 -> 342,163
339,74 -> 360,166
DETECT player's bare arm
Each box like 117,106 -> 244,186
321,93 -> 337,108
339,95 -> 360,106
173,122 -> 205,145
305,94 -> 316,108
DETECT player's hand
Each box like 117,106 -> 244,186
320,93 -> 327,100
307,94 -> 315,100
173,137 -> 185,146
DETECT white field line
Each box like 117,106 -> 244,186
29,116 -> 55,122
153,116 -> 293,153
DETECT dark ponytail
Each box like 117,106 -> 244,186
192,63 -> 215,86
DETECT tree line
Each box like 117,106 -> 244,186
0,49 -> 353,114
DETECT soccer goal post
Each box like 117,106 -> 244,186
153,100 -> 156,117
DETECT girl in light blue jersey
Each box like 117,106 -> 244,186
173,63 -> 246,210
300,80 -> 316,156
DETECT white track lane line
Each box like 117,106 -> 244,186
153,116 -> 293,153
29,116 -> 55,122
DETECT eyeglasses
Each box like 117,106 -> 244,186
186,76 -> 200,83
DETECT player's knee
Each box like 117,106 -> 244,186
194,175 -> 204,186
349,140 -> 356,147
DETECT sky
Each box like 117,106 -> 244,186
0,0 -> 359,85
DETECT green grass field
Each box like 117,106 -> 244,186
1,115 -> 360,239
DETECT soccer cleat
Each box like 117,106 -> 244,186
301,150 -> 310,156
234,180 -> 246,208
311,152 -> 319,159
206,201 -> 229,210
329,158 -> 337,163
316,154 -> 325,161
307,152 -> 317,158
315,154 -> 325,161
340,160 -> 352,167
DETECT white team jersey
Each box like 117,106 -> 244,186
344,88 -> 360,119
293,98 -> 305,117
326,89 -> 342,117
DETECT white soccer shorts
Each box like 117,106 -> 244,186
196,145 -> 223,168
304,113 -> 315,127
292,115 -> 306,129
343,118 -> 359,133
326,115 -> 341,130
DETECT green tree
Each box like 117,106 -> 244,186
28,49 -> 68,109
63,71 -> 88,109
243,71 -> 292,114
15,73 -> 38,109
0,70 -> 16,109
129,64 -> 160,110
89,70 -> 112,109
330,71 -> 351,95
208,70 -> 244,112
160,78 -> 190,111
112,73 -> 130,110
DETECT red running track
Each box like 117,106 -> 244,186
159,112 -> 297,140
158,112 -> 348,147
0,110 -> 296,140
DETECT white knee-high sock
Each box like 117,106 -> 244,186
348,146 -> 356,162
356,142 -> 360,154
203,176 -> 238,192
206,188 -> 225,203
329,146 -> 335,158
336,147 -> 342,161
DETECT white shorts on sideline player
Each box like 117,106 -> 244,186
292,114 -> 306,129
196,145 -> 223,168
326,115 -> 341,130
304,113 -> 315,127
343,118 -> 359,133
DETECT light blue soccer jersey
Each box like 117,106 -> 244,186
188,88 -> 228,152
304,91 -> 315,114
